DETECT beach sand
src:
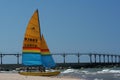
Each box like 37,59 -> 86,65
0,73 -> 79,80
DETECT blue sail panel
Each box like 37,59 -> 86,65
41,55 -> 56,68
22,53 -> 42,66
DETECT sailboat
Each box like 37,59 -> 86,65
19,10 -> 60,76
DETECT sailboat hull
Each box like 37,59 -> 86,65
19,71 -> 60,76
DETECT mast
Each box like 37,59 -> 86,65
36,9 -> 42,39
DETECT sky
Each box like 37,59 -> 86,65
0,0 -> 120,55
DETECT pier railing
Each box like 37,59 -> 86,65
0,53 -> 120,64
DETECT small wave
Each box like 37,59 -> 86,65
81,70 -> 89,74
94,78 -> 103,80
97,69 -> 120,74
109,70 -> 120,73
97,69 -> 110,73
62,69 -> 75,73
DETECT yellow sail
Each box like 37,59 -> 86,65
23,10 -> 41,53
41,34 -> 50,55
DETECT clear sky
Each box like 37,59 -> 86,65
0,0 -> 120,54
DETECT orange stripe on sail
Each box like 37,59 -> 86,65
41,49 -> 50,55
23,47 -> 41,53
23,47 -> 41,50
41,49 -> 49,52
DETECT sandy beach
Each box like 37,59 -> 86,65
0,73 -> 79,80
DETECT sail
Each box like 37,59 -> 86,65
41,34 -> 56,68
22,10 -> 42,66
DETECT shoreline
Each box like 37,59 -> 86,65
0,73 -> 80,80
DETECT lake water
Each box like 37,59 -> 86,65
59,67 -> 120,80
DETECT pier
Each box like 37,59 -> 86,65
52,53 -> 120,64
0,53 -> 120,70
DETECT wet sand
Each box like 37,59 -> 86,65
0,73 -> 79,80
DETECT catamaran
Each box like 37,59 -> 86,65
19,10 -> 60,76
